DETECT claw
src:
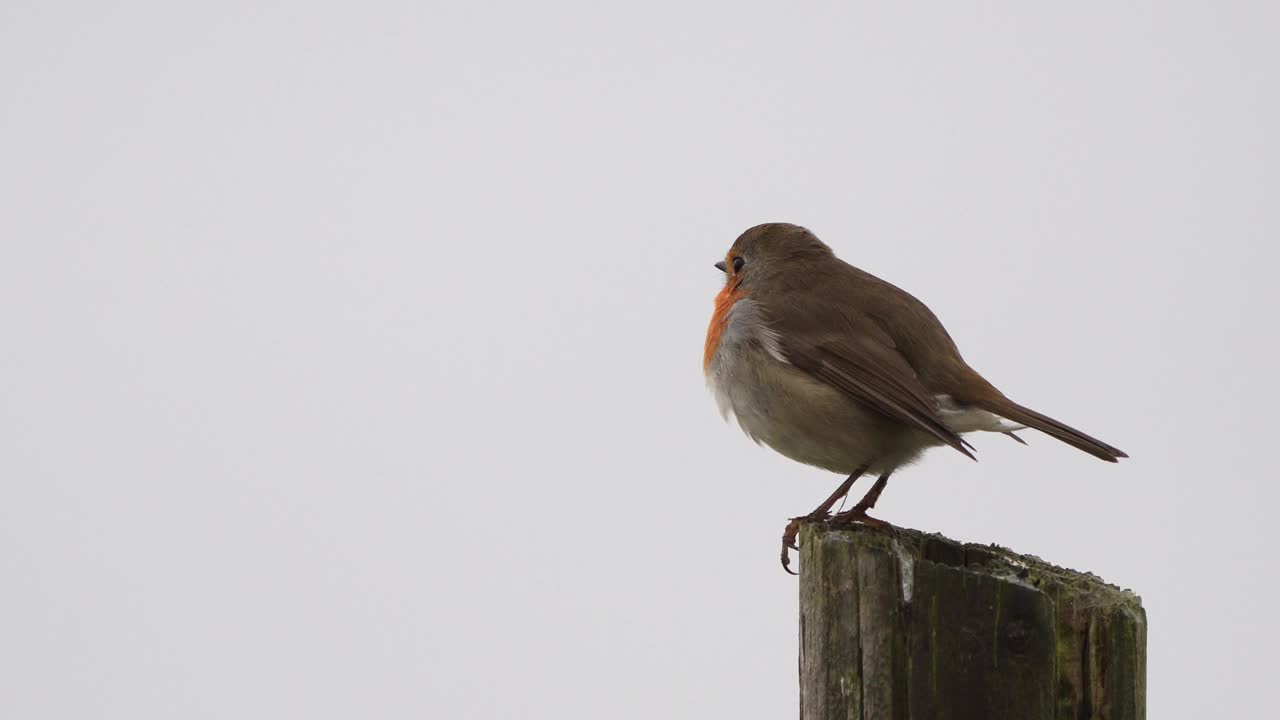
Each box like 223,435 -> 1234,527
781,550 -> 798,575
780,514 -> 822,575
781,520 -> 801,574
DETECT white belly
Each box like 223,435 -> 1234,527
705,300 -> 928,474
705,299 -> 1018,473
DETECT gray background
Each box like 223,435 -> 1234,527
2,2 -> 1276,718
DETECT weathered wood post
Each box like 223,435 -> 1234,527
799,523 -> 1145,720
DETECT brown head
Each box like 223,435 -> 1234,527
713,223 -> 836,293
704,223 -> 837,370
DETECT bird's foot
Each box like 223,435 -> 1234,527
828,508 -> 897,536
780,512 -> 829,575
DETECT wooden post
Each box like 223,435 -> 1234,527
798,523 -> 1145,720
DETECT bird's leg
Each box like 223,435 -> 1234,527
784,468 -> 867,545
831,469 -> 895,533
780,465 -> 868,575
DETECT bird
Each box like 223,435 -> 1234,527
703,223 -> 1126,574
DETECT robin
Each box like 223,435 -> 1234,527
703,223 -> 1126,574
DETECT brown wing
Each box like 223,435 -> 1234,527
782,334 -> 976,460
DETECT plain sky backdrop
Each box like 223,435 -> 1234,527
2,2 -> 1277,718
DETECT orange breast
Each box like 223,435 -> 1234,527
703,284 -> 744,371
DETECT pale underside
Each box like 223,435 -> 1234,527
706,299 -> 1022,475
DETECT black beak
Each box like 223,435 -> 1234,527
714,261 -> 727,272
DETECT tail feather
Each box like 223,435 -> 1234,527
1001,430 -> 1028,446
976,397 -> 1127,462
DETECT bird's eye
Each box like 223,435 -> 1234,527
732,256 -> 745,273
